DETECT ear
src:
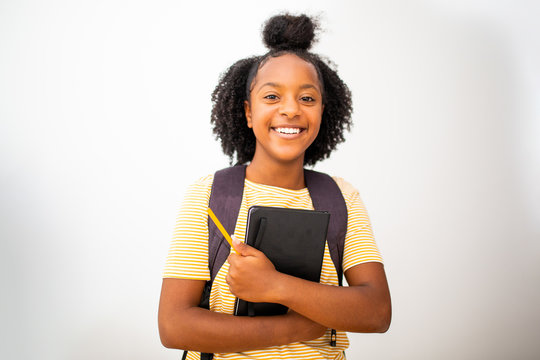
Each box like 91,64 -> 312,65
244,100 -> 252,128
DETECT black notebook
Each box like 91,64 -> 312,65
234,206 -> 330,316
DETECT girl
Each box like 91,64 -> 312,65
159,13 -> 391,360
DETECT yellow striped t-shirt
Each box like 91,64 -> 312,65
164,174 -> 383,360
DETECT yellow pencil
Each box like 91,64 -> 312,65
207,207 -> 234,247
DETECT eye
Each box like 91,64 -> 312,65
301,96 -> 316,102
264,94 -> 279,100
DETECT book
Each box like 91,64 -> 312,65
234,206 -> 330,316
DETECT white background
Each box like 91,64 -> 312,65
1,0 -> 539,359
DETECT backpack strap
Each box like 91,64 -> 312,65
205,165 -> 348,286
304,169 -> 348,286
304,169 -> 348,347
197,166 -> 347,357
195,165 -> 247,360
207,165 -> 247,284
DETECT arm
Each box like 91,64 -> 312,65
160,177 -> 326,353
277,262 -> 391,332
158,277 -> 326,353
227,239 -> 391,333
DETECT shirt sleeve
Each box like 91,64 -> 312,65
163,175 -> 213,280
333,177 -> 383,272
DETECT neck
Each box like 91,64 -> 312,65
246,156 -> 306,190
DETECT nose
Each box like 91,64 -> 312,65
279,96 -> 300,119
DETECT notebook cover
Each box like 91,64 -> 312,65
234,206 -> 330,316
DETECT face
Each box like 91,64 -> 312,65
244,53 -> 324,165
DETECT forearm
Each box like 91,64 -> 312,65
273,264 -> 391,332
159,305 -> 321,353
226,242 -> 391,335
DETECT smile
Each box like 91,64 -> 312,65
272,127 -> 304,135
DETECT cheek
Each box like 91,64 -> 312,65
311,124 -> 321,143
248,117 -> 266,140
250,108 -> 273,129
310,111 -> 323,135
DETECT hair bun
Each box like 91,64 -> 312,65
262,14 -> 319,51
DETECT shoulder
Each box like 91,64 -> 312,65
329,175 -> 370,217
331,176 -> 361,201
189,174 -> 214,189
182,174 -> 214,203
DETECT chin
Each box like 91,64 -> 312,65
274,153 -> 306,164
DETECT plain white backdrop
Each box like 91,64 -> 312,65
1,0 -> 539,359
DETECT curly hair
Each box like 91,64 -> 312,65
210,14 -> 353,166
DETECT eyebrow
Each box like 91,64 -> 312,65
259,82 -> 280,89
258,82 -> 320,92
299,84 -> 318,90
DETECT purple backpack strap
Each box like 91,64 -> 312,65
304,169 -> 348,286
202,166 -> 347,351
206,166 -> 347,285
207,165 -> 247,282
304,169 -> 348,347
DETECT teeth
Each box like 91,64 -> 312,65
275,127 -> 301,134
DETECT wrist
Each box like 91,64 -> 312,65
270,272 -> 292,305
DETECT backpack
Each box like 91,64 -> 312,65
188,165 -> 348,360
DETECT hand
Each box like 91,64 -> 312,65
285,310 -> 327,342
226,236 -> 281,303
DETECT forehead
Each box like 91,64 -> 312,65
253,53 -> 321,91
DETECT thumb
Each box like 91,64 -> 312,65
231,235 -> 259,256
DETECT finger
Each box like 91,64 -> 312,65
231,236 -> 260,256
227,253 -> 238,265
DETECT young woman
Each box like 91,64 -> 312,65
159,14 -> 391,360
